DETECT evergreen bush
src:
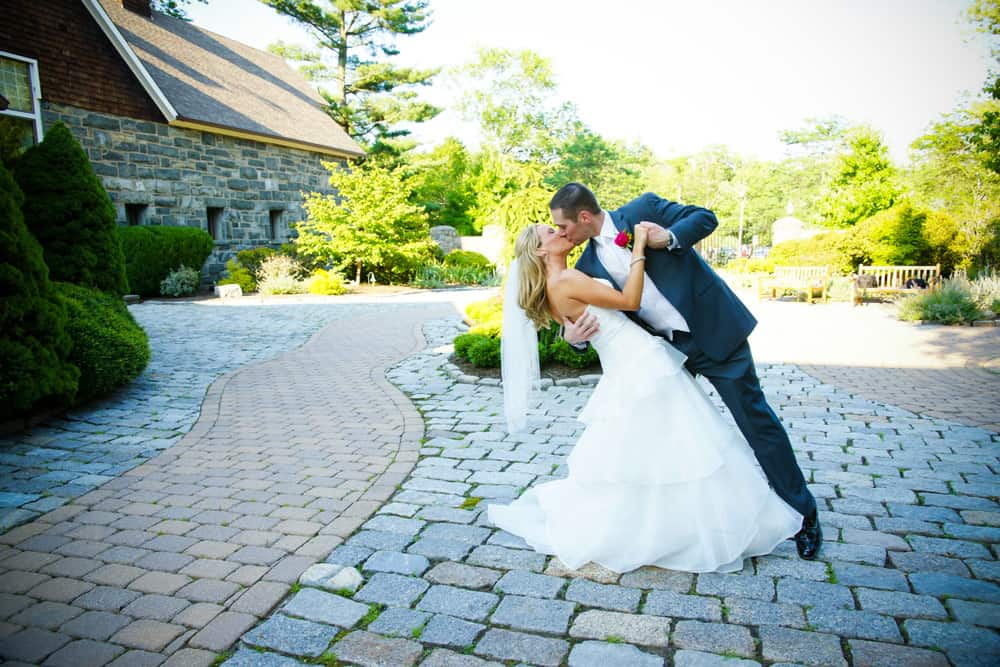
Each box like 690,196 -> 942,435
14,122 -> 128,295
466,335 -> 501,367
217,259 -> 256,292
118,225 -> 213,296
54,282 -> 150,402
0,161 -> 79,420
444,249 -> 493,269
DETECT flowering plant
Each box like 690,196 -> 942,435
613,229 -> 633,250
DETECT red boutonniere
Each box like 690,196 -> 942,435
613,230 -> 633,250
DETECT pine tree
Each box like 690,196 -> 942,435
262,0 -> 439,156
14,122 -> 128,295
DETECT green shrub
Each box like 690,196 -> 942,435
841,203 -> 930,269
0,160 -> 79,420
307,268 -> 348,295
769,232 -> 850,273
54,282 -> 150,402
898,279 -> 985,324
217,259 -> 256,292
549,338 -> 600,368
413,263 -> 499,288
257,255 -> 307,294
160,265 -> 200,297
14,122 -> 128,295
453,333 -> 481,360
962,271 -> 1000,316
922,210 -> 969,275
466,335 -> 501,367
466,297 -> 502,324
724,257 -> 776,273
118,225 -> 213,297
444,249 -> 493,269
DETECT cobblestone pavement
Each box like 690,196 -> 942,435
222,316 -> 1000,667
0,295 -> 459,666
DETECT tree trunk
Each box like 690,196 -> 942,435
355,260 -> 362,286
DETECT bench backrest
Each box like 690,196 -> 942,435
774,265 -> 830,282
857,264 -> 941,288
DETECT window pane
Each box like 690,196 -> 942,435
0,57 -> 33,113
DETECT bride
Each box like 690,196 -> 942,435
487,223 -> 802,574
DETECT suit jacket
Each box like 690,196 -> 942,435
573,192 -> 756,362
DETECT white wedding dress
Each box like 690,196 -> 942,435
488,303 -> 803,574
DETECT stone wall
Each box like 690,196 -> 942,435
43,103 -> 344,284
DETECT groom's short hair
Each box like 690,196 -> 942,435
550,183 -> 600,220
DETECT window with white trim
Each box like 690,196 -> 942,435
0,51 -> 43,154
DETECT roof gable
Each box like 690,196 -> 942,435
89,0 -> 363,158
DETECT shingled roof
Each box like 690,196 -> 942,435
91,0 -> 364,158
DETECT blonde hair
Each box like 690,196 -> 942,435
512,225 -> 551,330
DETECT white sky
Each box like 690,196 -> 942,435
186,0 -> 994,163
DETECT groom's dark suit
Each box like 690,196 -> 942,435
574,193 -> 816,518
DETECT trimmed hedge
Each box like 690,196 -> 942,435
118,225 -> 213,297
14,122 -> 128,295
444,249 -> 493,269
768,203 -> 966,275
54,282 -> 150,402
0,160 -> 79,420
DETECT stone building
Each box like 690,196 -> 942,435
1,0 -> 363,281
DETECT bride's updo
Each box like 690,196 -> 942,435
513,225 -> 551,330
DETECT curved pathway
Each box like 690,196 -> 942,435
0,298 -> 454,666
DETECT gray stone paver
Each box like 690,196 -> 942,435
6,295 -> 1000,666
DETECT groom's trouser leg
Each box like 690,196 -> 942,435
674,335 -> 816,517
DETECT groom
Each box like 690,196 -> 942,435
550,183 -> 822,560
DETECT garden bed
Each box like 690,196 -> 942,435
448,353 -> 601,382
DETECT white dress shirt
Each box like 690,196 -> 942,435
593,212 -> 690,338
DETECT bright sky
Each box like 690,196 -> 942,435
186,0 -> 994,163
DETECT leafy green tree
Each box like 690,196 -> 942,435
407,138 -> 478,233
153,0 -> 207,20
818,126 -> 898,228
455,48 -> 576,162
545,125 -> 652,210
14,122 -> 128,295
909,105 -> 1000,267
968,0 -> 1000,174
0,160 -> 78,420
261,0 -> 439,156
295,160 -> 437,283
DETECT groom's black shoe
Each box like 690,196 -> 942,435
795,510 -> 822,560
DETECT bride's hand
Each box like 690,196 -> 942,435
633,224 -> 649,250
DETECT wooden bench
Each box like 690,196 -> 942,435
851,264 -> 941,305
756,265 -> 831,303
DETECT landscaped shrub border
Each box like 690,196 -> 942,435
118,225 -> 213,297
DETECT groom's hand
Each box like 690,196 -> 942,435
637,221 -> 677,250
563,311 -> 599,346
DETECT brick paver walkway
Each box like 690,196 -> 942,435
0,301 -> 452,666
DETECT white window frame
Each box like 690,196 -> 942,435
0,50 -> 44,144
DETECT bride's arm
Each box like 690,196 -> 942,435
558,228 -> 648,311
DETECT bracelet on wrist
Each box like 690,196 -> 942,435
630,256 -> 646,266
